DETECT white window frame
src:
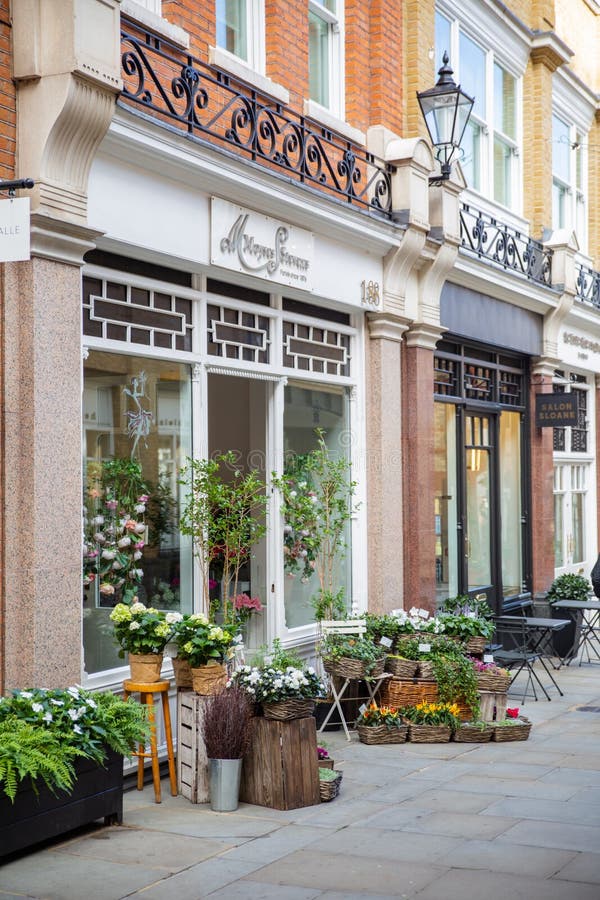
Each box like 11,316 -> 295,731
308,0 -> 344,119
215,0 -> 266,73
81,266 -> 366,688
435,1 -> 526,216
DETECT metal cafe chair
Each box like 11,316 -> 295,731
493,616 -> 558,703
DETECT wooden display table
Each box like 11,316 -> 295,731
240,715 -> 320,810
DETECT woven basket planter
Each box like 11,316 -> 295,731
128,653 -> 163,683
453,723 -> 494,743
476,672 -> 511,693
262,698 -> 315,720
323,656 -> 385,680
385,656 -> 419,678
319,771 -> 342,802
407,724 -> 452,743
380,677 -> 439,707
357,723 -> 408,745
464,636 -> 487,655
191,663 -> 227,695
492,716 -> 532,742
417,660 -> 436,680
172,656 -> 194,689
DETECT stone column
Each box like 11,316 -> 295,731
366,314 -> 409,613
402,324 -> 445,615
529,357 -> 557,597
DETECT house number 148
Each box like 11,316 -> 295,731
361,280 -> 380,307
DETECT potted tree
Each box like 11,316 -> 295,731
272,429 -> 357,622
546,573 -> 591,660
202,687 -> 253,811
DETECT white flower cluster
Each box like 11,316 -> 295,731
229,664 -> 325,703
390,607 -> 446,634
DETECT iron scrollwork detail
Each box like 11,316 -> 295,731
120,24 -> 393,217
459,203 -> 553,287
575,264 -> 600,309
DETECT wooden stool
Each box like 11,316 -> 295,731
123,679 -> 177,803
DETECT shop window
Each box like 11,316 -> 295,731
282,384 -> 351,629
308,0 -> 343,116
553,375 -> 588,454
435,8 -> 521,209
83,351 -> 193,675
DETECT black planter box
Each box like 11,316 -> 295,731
0,748 -> 123,859
551,605 -> 583,661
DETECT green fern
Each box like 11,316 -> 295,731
90,693 -> 150,758
0,717 -> 80,802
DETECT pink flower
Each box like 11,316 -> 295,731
209,578 -> 218,591
137,495 -> 150,503
506,707 -> 520,718
124,519 -> 138,531
234,593 -> 262,612
105,500 -> 119,510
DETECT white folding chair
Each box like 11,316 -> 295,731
318,619 -> 390,741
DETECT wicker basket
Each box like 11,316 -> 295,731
357,723 -> 408,745
385,656 -> 419,678
319,771 -> 342,802
492,716 -> 532,742
323,656 -> 385,680
476,672 -> 511,692
452,723 -> 494,743
417,660 -> 436,680
318,758 -> 334,769
407,724 -> 452,743
262,698 -> 315,720
380,678 -> 473,722
172,656 -> 194,689
464,636 -> 486,655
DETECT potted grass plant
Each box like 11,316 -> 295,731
202,687 -> 254,811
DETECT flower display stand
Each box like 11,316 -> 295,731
479,690 -> 508,722
239,715 -> 320,810
177,691 -> 209,803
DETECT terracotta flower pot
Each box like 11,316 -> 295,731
191,662 -> 227,695
128,653 -> 163,683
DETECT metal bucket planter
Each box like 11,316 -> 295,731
209,758 -> 243,811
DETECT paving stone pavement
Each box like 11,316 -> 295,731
2,662 -> 600,899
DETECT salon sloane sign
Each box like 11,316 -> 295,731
534,393 -> 578,427
211,198 -> 313,290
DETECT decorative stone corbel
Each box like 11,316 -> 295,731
12,0 -> 122,231
541,229 -> 579,361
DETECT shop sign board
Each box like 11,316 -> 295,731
0,198 -> 30,262
211,198 -> 313,290
535,393 -> 578,427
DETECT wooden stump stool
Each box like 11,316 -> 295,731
123,679 -> 177,803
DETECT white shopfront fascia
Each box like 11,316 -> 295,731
85,140 -> 393,687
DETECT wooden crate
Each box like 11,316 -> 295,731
177,691 -> 209,803
479,691 -> 508,723
239,716 -> 320,810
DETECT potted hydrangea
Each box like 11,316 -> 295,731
174,614 -> 234,695
109,600 -> 172,682
230,664 -> 325,720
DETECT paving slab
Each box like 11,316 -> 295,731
496,819 -> 600,853
127,857 -> 267,899
436,837 -> 577,877
401,809 -> 517,839
206,882 -> 322,899
411,867 -> 600,900
552,851 -> 600,884
440,773 -> 578,800
244,849 -> 448,896
482,796 -> 600,826
307,827 -> 462,863
220,824 -> 337,866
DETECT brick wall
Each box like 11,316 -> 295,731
403,0 -> 434,139
522,53 -> 554,239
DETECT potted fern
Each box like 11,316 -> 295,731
0,686 -> 148,858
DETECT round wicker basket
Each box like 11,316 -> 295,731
262,698 -> 314,720
385,656 -> 419,678
492,716 -> 531,742
357,723 -> 408,744
323,656 -> 385,680
452,723 -> 494,743
407,724 -> 452,743
319,771 -> 342,802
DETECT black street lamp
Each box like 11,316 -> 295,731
417,52 -> 474,184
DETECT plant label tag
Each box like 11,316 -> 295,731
418,643 -> 431,653
483,654 -> 494,663
359,703 -> 367,714
263,655 -> 273,666
379,636 -> 393,648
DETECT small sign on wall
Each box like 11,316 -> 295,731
535,393 -> 578,427
0,198 -> 30,261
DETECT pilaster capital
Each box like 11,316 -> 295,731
544,228 -> 580,294
531,356 -> 561,382
367,313 -> 410,343
405,322 -> 446,351
30,213 -> 103,265
530,31 -> 572,72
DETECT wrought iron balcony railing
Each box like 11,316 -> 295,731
575,263 -> 600,309
459,203 -> 553,287
119,22 -> 394,218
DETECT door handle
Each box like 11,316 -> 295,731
465,536 -> 471,559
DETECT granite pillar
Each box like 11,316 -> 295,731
530,365 -> 556,596
2,256 -> 82,689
